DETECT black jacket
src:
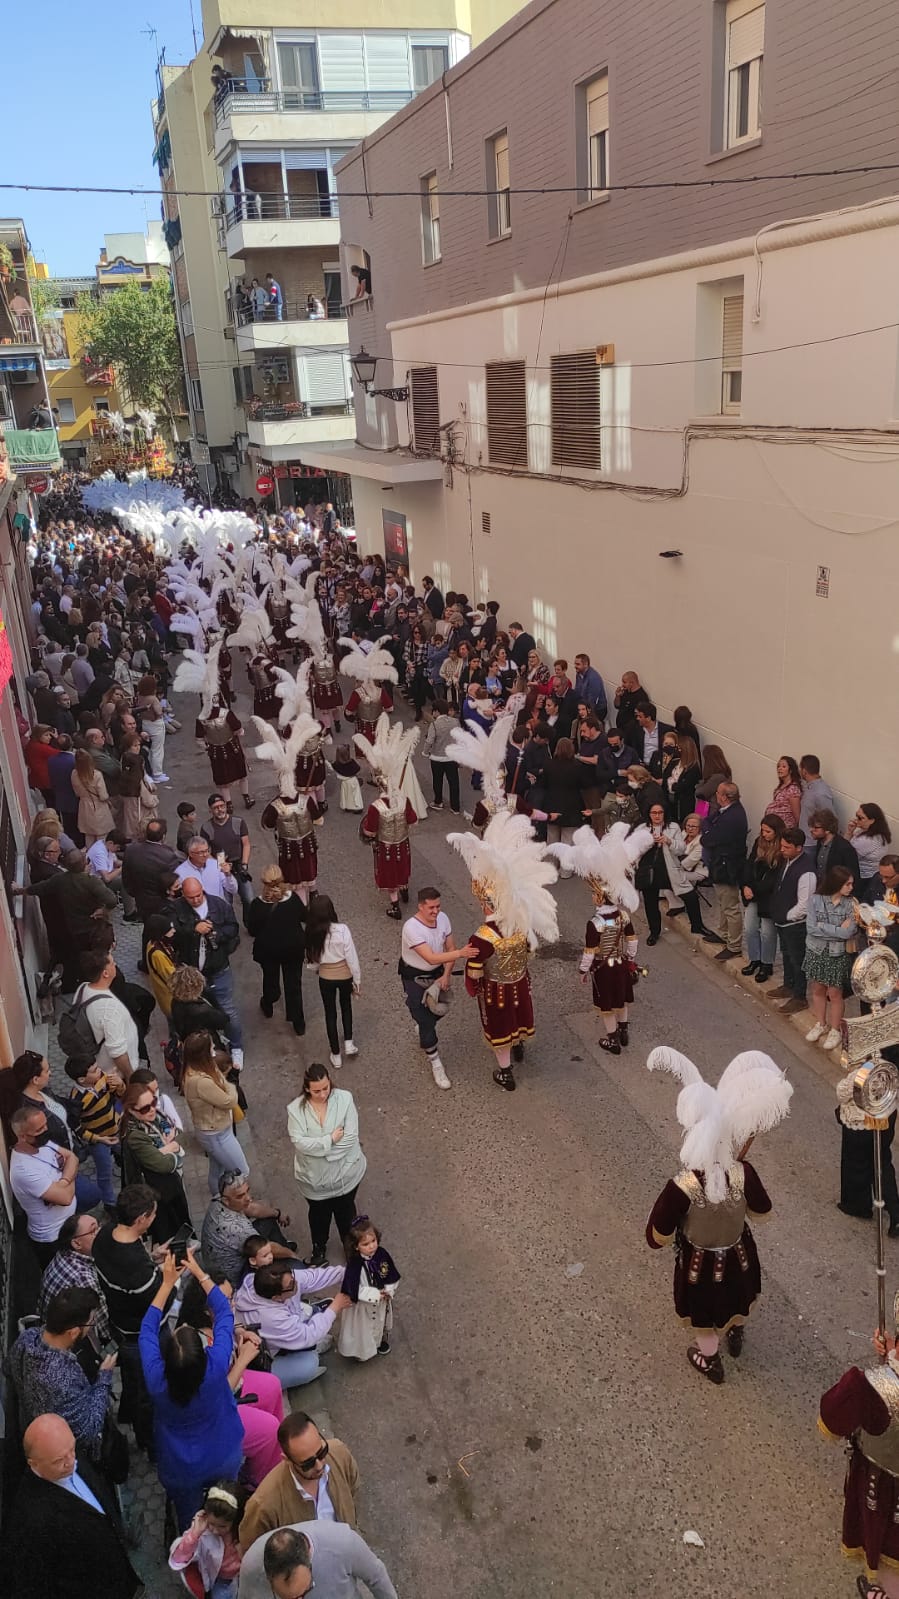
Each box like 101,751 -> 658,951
701,802 -> 749,885
510,631 -> 536,670
170,994 -> 230,1048
121,838 -> 181,916
741,843 -> 782,917
3,1455 -> 141,1599
172,891 -> 240,977
244,892 -> 307,961
543,757 -> 591,828
814,833 -> 861,891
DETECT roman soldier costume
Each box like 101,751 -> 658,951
341,642 -> 397,745
355,714 -> 419,918
286,573 -> 344,733
645,1046 -> 792,1384
547,820 -> 653,1054
448,810 -> 558,1091
820,1297 -> 899,1596
174,641 -> 253,806
227,602 -> 279,721
446,711 -> 515,836
253,710 -> 325,901
272,660 -> 327,804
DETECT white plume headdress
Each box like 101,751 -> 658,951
447,810 -> 559,949
339,642 -> 398,688
353,713 -> 419,807
647,1047 -> 793,1202
286,587 -> 328,663
251,712 -> 322,797
446,711 -> 514,812
546,820 -> 654,912
274,660 -> 314,728
228,594 -> 274,650
173,641 -> 222,722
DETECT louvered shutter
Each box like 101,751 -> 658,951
550,351 -> 601,471
722,295 -> 744,369
302,352 -> 350,407
727,3 -> 765,66
284,149 -> 329,170
586,77 -> 609,137
410,366 -> 440,454
486,360 -> 527,467
364,34 -> 411,92
319,35 -> 366,92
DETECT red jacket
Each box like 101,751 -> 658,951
25,737 -> 56,791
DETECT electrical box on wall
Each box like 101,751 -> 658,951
595,344 -> 615,365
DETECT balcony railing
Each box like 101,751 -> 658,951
214,80 -> 415,126
233,299 -> 347,328
0,314 -> 39,346
221,191 -> 339,230
244,398 -> 353,422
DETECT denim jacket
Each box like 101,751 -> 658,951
805,893 -> 856,958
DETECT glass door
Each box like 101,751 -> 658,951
278,42 -> 320,109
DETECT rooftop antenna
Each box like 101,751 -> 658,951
187,0 -> 199,53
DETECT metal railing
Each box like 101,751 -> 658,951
233,298 -> 347,328
221,192 -> 339,229
0,315 -> 39,346
214,80 -> 415,126
244,398 -> 353,422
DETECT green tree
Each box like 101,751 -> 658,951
76,276 -> 184,437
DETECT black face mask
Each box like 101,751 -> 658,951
32,1130 -> 52,1148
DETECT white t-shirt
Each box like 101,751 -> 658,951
401,911 -> 452,971
9,1143 -> 77,1240
74,983 -> 140,1078
87,840 -> 117,876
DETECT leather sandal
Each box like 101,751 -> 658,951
726,1325 -> 744,1358
492,1067 -> 516,1091
687,1344 -> 725,1384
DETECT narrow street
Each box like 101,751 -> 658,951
152,677 -> 868,1598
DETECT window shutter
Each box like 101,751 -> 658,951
363,34 -> 411,91
486,360 -> 528,468
494,135 -> 510,191
302,352 -> 350,407
410,366 -> 440,454
727,3 -> 765,66
722,294 -> 744,368
284,149 -> 329,170
318,35 -> 366,91
586,77 -> 609,137
550,351 -> 601,471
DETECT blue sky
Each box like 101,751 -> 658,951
9,1 -> 199,275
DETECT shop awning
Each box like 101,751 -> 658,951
5,429 -> 63,469
0,356 -> 37,372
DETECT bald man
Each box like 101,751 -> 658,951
3,1414 -> 140,1599
171,872 -> 242,1059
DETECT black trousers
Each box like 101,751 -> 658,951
259,954 -> 304,1024
319,976 -> 354,1054
306,1186 -> 359,1255
409,670 -> 434,720
642,887 -> 663,939
116,1338 -> 155,1452
778,921 -> 807,999
839,1112 -> 899,1223
680,889 -> 706,933
430,759 -> 460,811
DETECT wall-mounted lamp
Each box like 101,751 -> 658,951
658,549 -> 683,559
350,348 -> 409,401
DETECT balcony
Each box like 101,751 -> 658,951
212,79 -> 414,158
5,428 -> 62,473
219,192 -> 340,258
244,398 -> 354,458
234,301 -> 348,355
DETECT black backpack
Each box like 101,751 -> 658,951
57,991 -> 105,1067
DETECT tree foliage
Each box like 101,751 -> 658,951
76,276 -> 184,427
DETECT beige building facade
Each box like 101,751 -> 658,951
313,0 -> 899,828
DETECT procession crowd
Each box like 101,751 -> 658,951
2,481 -> 898,1599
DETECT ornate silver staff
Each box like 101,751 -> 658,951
843,903 -> 899,1342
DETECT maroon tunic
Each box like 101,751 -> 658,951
249,655 -> 279,721
312,665 -> 343,715
202,710 -> 247,786
584,912 -> 636,1012
360,798 -> 416,890
645,1161 -> 770,1333
820,1364 -> 899,1578
346,686 -> 394,744
261,797 -> 321,884
465,922 -> 535,1047
294,745 -> 327,791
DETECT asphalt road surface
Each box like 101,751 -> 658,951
160,671 -> 874,1598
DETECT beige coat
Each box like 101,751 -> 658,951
182,1067 -> 238,1132
71,768 -> 115,839
238,1444 -> 360,1551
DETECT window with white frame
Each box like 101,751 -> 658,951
721,291 -> 744,413
488,131 -> 511,238
180,299 -> 194,337
278,41 -> 320,108
189,376 -> 203,413
420,172 -> 441,264
584,74 -> 609,198
725,0 -> 765,147
56,397 -> 76,424
412,44 -> 448,92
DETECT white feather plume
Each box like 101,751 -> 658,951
251,711 -> 322,796
353,713 -> 419,807
286,598 -> 327,659
339,644 -> 398,687
646,1045 -> 792,1201
274,661 -> 313,727
228,606 -> 273,650
546,820 -> 653,913
446,712 -> 514,812
447,810 -> 559,947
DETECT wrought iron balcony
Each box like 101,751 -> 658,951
214,80 -> 415,126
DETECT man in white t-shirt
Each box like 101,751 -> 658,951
399,886 -> 476,1091
73,949 -> 139,1084
9,1105 -> 79,1267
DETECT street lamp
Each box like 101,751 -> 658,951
350,347 -> 409,402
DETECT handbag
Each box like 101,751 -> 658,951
100,1412 -> 131,1485
424,979 -> 450,1016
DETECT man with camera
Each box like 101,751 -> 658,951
202,792 -> 254,917
172,876 -> 243,1064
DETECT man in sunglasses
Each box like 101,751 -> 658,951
239,1412 -> 360,1552
239,1521 -> 398,1599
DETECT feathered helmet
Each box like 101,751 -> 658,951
547,820 -> 654,910
173,641 -> 223,722
227,594 -> 274,651
286,578 -> 328,663
251,712 -> 322,798
647,1047 -> 793,1202
446,711 -> 514,813
338,641 -> 398,689
273,660 -> 314,728
447,810 -> 559,948
353,713 -> 419,808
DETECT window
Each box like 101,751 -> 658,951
180,299 -> 194,337
278,41 -> 320,109
94,399 -> 109,415
56,397 -> 76,424
725,0 -> 764,146
421,172 -> 441,265
232,366 -> 242,405
487,131 -> 511,238
721,292 -> 744,413
550,350 -> 601,471
412,44 -> 449,93
189,377 -> 203,412
584,75 -> 609,198
242,366 -> 255,400
486,360 -> 527,467
410,366 -> 440,454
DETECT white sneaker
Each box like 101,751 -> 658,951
231,1047 -> 244,1068
430,1056 -> 451,1090
344,1040 -> 359,1057
329,1052 -> 342,1069
805,1022 -> 825,1043
154,773 -> 171,783
821,1027 -> 842,1050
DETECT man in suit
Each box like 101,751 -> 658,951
4,1413 -> 141,1599
808,808 -> 860,890
121,815 -> 182,956
508,621 -> 536,673
239,1521 -> 397,1599
632,701 -> 673,778
172,875 -> 243,1061
701,782 -> 749,961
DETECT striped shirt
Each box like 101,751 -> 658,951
70,1075 -> 119,1144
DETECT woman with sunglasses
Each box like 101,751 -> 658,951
845,802 -> 892,879
120,1079 -> 190,1243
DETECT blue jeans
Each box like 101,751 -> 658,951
75,1171 -> 103,1209
194,1126 -> 249,1196
87,1140 -> 117,1206
402,976 -> 438,1054
207,966 -> 243,1049
744,901 -> 777,963
271,1348 -> 325,1388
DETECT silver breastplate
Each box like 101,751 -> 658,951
858,1365 -> 899,1474
677,1168 -> 747,1248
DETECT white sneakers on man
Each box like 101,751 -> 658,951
430,1056 -> 451,1090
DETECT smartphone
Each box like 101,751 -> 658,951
169,1224 -> 197,1267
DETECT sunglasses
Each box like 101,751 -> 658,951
296,1440 -> 329,1473
134,1101 -> 155,1114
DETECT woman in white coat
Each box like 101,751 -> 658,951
287,1062 -> 367,1269
664,811 -> 710,935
